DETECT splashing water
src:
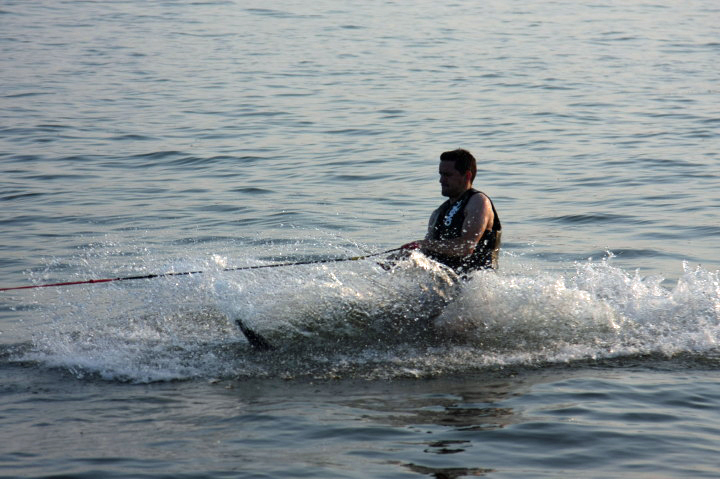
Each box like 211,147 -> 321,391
16,247 -> 720,383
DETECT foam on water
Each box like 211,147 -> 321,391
14,244 -> 720,383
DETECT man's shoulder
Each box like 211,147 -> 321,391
466,189 -> 490,205
468,188 -> 489,198
463,190 -> 494,219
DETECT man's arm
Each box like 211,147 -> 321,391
419,193 -> 493,257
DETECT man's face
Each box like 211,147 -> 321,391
439,160 -> 469,198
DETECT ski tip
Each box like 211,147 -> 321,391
235,319 -> 274,352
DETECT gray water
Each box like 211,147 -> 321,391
1,1 -> 719,477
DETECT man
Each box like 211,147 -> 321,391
402,148 -> 501,275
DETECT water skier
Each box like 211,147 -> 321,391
401,148 -> 502,276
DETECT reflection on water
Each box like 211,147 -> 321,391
402,463 -> 494,478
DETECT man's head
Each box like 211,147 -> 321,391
439,149 -> 476,199
440,149 -> 476,182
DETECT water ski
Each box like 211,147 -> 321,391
235,318 -> 274,351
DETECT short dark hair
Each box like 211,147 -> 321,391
440,149 -> 476,183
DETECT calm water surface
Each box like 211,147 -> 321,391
1,0 -> 719,478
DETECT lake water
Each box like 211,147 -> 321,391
1,0 -> 719,477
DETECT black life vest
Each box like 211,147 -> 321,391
427,188 -> 502,274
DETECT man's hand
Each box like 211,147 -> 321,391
380,241 -> 423,271
401,241 -> 422,250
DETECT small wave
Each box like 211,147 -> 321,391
3,92 -> 52,99
244,8 -> 313,19
131,150 -> 185,161
546,213 -> 634,225
232,187 -> 273,195
109,134 -> 156,141
0,191 -> 46,202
